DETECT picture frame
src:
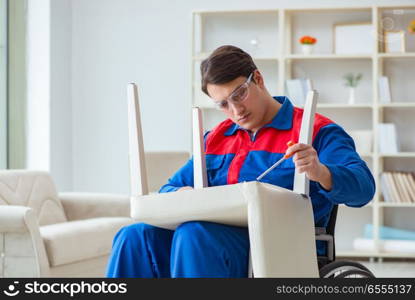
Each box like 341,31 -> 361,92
383,30 -> 406,53
333,22 -> 374,54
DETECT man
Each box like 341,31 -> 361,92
106,45 -> 375,278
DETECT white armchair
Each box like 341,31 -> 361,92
0,170 -> 134,277
0,149 -> 189,278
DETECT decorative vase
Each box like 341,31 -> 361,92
348,87 -> 356,105
301,44 -> 313,55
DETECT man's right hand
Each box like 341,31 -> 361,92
177,186 -> 193,191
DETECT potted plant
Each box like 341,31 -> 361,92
299,35 -> 317,55
343,73 -> 362,105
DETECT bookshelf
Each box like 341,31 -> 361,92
380,153 -> 415,158
191,5 -> 415,259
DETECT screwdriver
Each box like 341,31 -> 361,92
256,141 -> 296,181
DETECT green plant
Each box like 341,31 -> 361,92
343,73 -> 363,88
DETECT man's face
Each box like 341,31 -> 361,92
206,71 -> 268,132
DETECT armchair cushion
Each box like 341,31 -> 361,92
39,217 -> 134,267
59,193 -> 130,221
0,171 -> 67,226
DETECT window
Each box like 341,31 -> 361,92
0,0 -> 7,169
7,0 -> 26,169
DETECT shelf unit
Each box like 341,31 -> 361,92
191,5 -> 415,259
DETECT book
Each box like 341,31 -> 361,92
396,172 -> 411,203
385,172 -> 401,203
378,76 -> 392,103
403,173 -> 415,203
392,172 -> 408,203
285,78 -> 313,107
380,173 -> 392,203
364,224 -> 415,240
378,123 -> 399,154
407,173 -> 415,203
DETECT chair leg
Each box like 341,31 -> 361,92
247,250 -> 253,278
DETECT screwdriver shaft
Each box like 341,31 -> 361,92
256,156 -> 286,181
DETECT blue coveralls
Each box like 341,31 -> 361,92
106,97 -> 376,278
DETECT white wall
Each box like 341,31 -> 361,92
46,0 -> 415,193
26,0 -> 50,171
50,0 -> 72,191
25,0 -> 72,190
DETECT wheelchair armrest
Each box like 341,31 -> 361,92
315,233 -> 334,262
315,227 -> 327,235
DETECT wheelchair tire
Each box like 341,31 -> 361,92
334,269 -> 375,278
319,260 -> 375,278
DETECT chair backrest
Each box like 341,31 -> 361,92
326,204 -> 339,236
326,204 -> 339,261
127,84 -> 318,196
127,83 -> 149,196
0,170 -> 68,226
192,107 -> 207,189
293,90 -> 318,196
192,91 -> 318,196
127,84 -> 191,194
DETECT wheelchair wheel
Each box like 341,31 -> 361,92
334,269 -> 375,278
319,260 -> 375,278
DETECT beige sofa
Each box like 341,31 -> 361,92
0,152 -> 189,277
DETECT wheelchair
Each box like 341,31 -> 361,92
316,205 -> 375,278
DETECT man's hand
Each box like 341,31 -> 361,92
285,143 -> 333,191
178,186 -> 194,191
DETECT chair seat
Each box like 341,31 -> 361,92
40,217 -> 135,267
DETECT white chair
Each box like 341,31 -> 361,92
127,83 -> 320,277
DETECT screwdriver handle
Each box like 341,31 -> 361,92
256,141 -> 297,181
283,140 -> 296,159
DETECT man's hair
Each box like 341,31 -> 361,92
200,45 -> 257,96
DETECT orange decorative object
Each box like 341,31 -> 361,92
299,35 -> 317,45
408,19 -> 415,34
